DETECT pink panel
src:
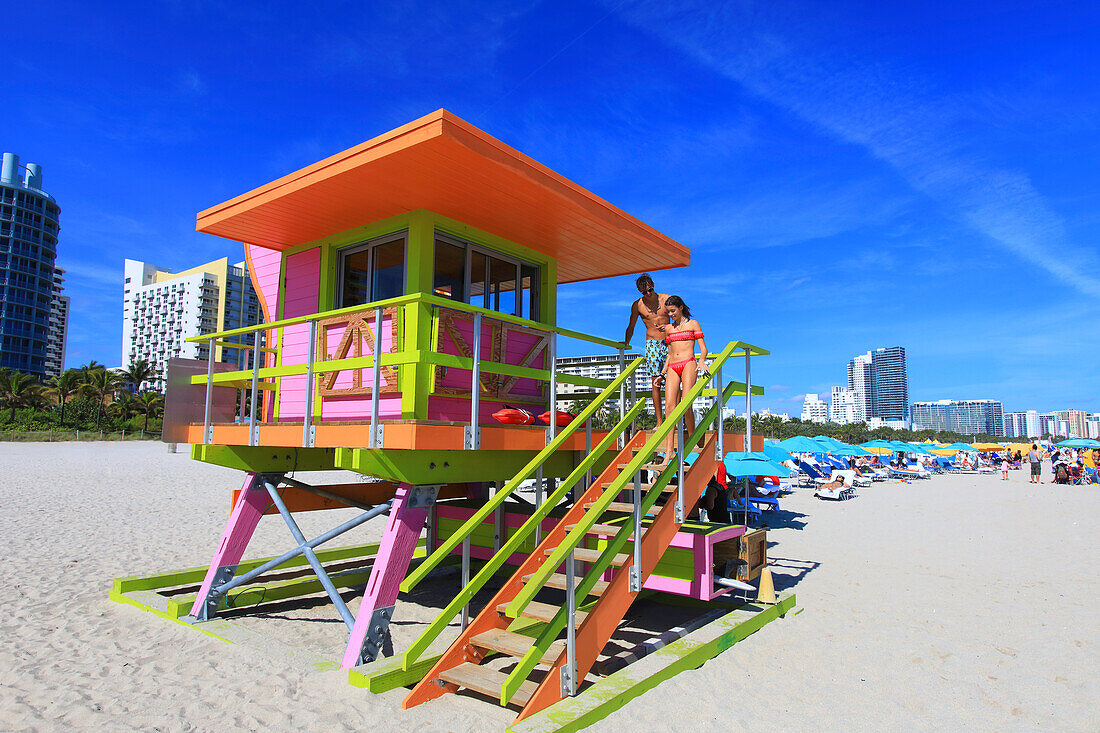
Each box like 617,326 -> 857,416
245,244 -> 281,323
434,318 -> 548,409
277,249 -> 321,421
315,311 -> 403,420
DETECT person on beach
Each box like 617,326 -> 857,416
1000,456 -> 1010,480
1028,444 -> 1042,483
655,295 -> 707,462
623,274 -> 670,428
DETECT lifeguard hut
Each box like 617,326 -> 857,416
152,110 -> 777,726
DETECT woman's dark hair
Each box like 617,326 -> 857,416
635,273 -> 654,290
665,295 -> 691,319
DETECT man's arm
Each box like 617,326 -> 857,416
624,301 -> 640,345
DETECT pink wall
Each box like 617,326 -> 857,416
277,248 -> 320,420
318,311 -> 403,421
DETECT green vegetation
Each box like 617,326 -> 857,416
0,360 -> 164,436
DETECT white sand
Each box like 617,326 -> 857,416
0,442 -> 1096,731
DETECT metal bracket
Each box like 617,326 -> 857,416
205,425 -> 214,444
357,604 -> 395,664
493,505 -> 504,552
406,484 -> 440,509
372,423 -> 385,447
464,425 -> 480,451
674,501 -> 684,524
628,566 -> 641,593
306,424 -> 316,448
196,564 -> 237,621
560,662 -> 575,697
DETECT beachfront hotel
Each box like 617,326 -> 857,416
122,257 -> 260,392
0,152 -> 66,378
910,399 -> 1005,436
44,266 -> 69,377
801,392 -> 829,422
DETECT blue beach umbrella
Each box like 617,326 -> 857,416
777,435 -> 827,454
723,455 -> 794,478
892,441 -> 933,455
1055,438 -> 1100,449
813,435 -> 848,451
762,442 -> 794,463
829,445 -> 872,457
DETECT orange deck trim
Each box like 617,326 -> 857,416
195,110 -> 689,283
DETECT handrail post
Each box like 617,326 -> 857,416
548,332 -> 558,442
460,535 -> 471,629
745,352 -> 752,452
630,470 -> 642,592
203,336 -> 215,444
561,548 -> 578,697
249,330 -> 260,447
302,320 -> 317,448
369,306 -> 382,448
467,312 -> 482,450
676,417 -> 685,523
618,347 -> 626,446
715,365 -> 723,459
584,420 -> 593,491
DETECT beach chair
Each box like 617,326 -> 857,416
887,466 -> 924,480
727,494 -> 763,523
798,460 -> 830,481
813,480 -> 852,500
1085,467 -> 1099,485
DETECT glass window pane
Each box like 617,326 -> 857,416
467,251 -> 487,309
371,238 -> 405,301
489,257 -> 517,316
521,265 -> 538,321
341,248 -> 370,307
433,240 -> 465,301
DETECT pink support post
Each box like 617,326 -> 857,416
342,483 -> 437,668
189,472 -> 273,619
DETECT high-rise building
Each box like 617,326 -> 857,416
911,399 -> 1004,436
1037,413 -> 1059,439
555,353 -> 714,413
1,152 -> 62,377
1086,414 -> 1100,440
830,385 -> 858,424
1003,411 -> 1029,439
801,393 -> 829,423
44,267 -> 69,377
122,257 -> 261,392
870,346 -> 909,421
846,353 -> 873,422
1053,410 -> 1090,438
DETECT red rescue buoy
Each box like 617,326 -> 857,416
539,410 -> 577,427
492,407 -> 535,425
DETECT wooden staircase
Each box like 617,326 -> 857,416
403,430 -> 721,722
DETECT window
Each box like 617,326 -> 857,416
337,233 -> 407,308
433,233 -> 540,320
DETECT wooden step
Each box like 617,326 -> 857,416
498,599 -> 589,626
568,546 -> 630,566
586,500 -> 636,513
469,628 -> 565,666
437,662 -> 539,706
538,572 -> 611,597
564,522 -> 622,536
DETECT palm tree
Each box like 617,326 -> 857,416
79,360 -> 105,375
0,371 -> 42,424
134,392 -> 164,431
80,368 -> 122,428
120,358 -> 156,394
47,369 -> 84,427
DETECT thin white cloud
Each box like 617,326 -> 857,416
613,1 -> 1100,297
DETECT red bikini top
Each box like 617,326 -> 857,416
666,331 -> 703,343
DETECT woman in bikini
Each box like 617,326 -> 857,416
658,295 -> 707,461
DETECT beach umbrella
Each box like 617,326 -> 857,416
829,445 -> 872,457
929,448 -> 958,456
777,435 -> 827,453
970,442 -> 1003,452
1055,438 -> 1100,449
762,442 -> 794,462
723,454 -> 793,478
813,435 -> 848,451
945,442 -> 978,451
859,439 -> 895,455
893,441 -> 934,455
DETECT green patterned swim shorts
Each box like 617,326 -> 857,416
644,339 -> 669,378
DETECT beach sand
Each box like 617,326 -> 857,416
0,441 -> 1096,731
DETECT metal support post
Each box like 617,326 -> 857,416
629,471 -> 642,592
676,418 -> 685,523
745,353 -> 752,452
460,535 -> 471,628
548,333 -> 558,442
302,320 -> 317,447
534,466 -> 543,545
561,548 -> 578,697
369,307 -> 382,448
617,347 -> 626,448
425,503 -> 437,554
249,330 -> 260,447
584,420 -> 593,491
493,504 -> 504,553
203,337 -> 215,444
715,365 -> 723,459
466,313 -> 482,450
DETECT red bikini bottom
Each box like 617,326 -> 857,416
668,358 -> 694,376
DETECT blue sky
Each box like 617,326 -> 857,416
2,1 -> 1097,414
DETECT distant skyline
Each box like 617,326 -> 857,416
2,1 -> 1096,413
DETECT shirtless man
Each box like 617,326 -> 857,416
623,274 -> 670,426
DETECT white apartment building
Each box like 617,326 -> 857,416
44,267 -> 69,377
830,386 -> 858,424
123,257 -> 260,392
801,393 -> 829,423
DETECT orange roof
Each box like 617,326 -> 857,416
196,110 -> 688,283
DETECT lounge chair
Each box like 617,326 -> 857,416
814,478 -> 853,500
887,465 -> 925,480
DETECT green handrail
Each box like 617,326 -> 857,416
505,340 -> 739,618
399,399 -> 646,670
398,356 -> 644,594
499,378 -> 740,703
